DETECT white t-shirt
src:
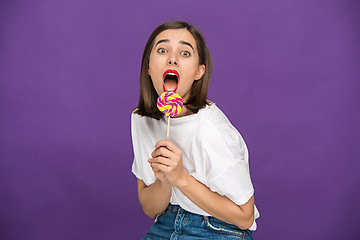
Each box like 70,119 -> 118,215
131,103 -> 259,230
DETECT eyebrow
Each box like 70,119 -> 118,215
179,41 -> 194,51
155,39 -> 194,51
155,39 -> 169,46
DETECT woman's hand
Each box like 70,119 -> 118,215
148,139 -> 187,188
148,140 -> 255,229
149,162 -> 166,182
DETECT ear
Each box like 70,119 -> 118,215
195,65 -> 205,80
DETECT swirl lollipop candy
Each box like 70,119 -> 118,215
157,91 -> 183,117
157,91 -> 183,139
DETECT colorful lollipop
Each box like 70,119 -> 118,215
157,91 -> 183,117
157,91 -> 183,139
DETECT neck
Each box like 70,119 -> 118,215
173,106 -> 193,118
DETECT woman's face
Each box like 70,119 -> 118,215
148,29 -> 205,102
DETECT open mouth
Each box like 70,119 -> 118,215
163,69 -> 179,92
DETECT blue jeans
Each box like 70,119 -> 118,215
142,204 -> 253,240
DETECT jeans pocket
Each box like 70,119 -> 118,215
203,216 -> 246,239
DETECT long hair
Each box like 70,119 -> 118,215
133,21 -> 212,119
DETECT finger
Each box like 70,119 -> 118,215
150,163 -> 165,176
154,171 -> 165,180
151,146 -> 177,159
149,157 -> 164,171
155,139 -> 181,155
150,162 -> 168,173
150,163 -> 160,172
149,156 -> 173,166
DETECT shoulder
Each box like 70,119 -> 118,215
131,112 -> 155,135
198,103 -> 248,162
131,112 -> 142,128
131,112 -> 158,125
198,103 -> 238,136
131,111 -> 145,121
131,112 -> 164,140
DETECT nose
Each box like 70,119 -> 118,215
167,55 -> 178,66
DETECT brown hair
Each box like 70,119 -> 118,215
133,20 -> 213,119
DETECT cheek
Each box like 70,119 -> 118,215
184,64 -> 200,79
148,53 -> 157,71
148,59 -> 154,75
149,58 -> 163,76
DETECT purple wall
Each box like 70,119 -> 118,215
1,0 -> 359,239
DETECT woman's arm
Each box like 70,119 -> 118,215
177,173 -> 254,229
148,139 -> 255,230
137,178 -> 171,219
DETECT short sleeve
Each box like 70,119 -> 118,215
200,114 -> 254,206
131,157 -> 143,180
131,113 -> 143,180
130,113 -> 156,186
209,162 -> 254,205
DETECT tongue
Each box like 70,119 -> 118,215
164,79 -> 178,92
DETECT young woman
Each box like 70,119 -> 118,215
131,20 -> 259,239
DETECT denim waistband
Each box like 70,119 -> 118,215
144,203 -> 253,240
166,204 -> 205,217
166,204 -> 181,212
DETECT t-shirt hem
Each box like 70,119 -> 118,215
232,188 -> 254,206
131,168 -> 143,181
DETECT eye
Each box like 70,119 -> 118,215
158,48 -> 167,54
181,51 -> 191,57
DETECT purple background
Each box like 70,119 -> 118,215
1,0 -> 359,239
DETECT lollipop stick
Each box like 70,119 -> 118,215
166,116 -> 170,140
